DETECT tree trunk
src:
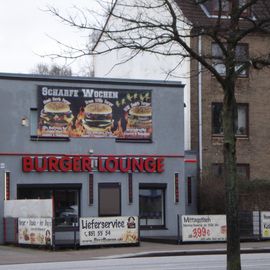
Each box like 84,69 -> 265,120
223,82 -> 241,270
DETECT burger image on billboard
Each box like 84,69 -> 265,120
83,103 -> 113,132
40,101 -> 74,128
127,106 -> 152,129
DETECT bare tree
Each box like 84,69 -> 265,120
47,1 -> 270,269
32,63 -> 72,76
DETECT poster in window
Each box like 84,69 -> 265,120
37,86 -> 152,140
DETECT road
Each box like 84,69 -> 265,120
0,254 -> 269,270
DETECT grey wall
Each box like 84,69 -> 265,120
0,74 -> 191,242
0,77 -> 185,155
184,151 -> 198,215
0,169 -> 4,243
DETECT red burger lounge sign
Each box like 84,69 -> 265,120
22,156 -> 164,173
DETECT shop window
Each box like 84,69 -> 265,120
212,43 -> 249,77
212,163 -> 250,180
54,190 -> 79,227
98,183 -> 121,217
17,184 -> 80,227
139,184 -> 166,228
212,103 -> 248,137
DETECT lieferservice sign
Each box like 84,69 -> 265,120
80,216 -> 139,246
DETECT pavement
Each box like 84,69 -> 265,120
0,241 -> 270,265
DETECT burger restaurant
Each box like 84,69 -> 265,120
0,73 -> 197,245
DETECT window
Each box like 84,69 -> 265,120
210,0 -> 251,16
212,163 -> 250,180
17,184 -> 81,227
212,0 -> 230,15
212,103 -> 248,136
98,183 -> 121,216
212,103 -> 223,134
237,164 -> 250,179
236,0 -> 252,16
54,190 -> 79,226
139,184 -> 166,228
212,43 -> 249,77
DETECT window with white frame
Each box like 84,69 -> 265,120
212,0 -> 230,14
212,103 -> 248,136
212,43 -> 249,77
210,0 -> 250,16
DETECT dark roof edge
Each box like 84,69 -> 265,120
0,72 -> 185,88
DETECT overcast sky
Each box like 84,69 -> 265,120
0,0 -> 101,75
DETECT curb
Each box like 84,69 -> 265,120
99,247 -> 270,259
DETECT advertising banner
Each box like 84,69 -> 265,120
261,212 -> 270,239
4,199 -> 53,218
80,216 -> 139,246
37,86 -> 152,139
182,215 -> 227,242
18,218 -> 52,246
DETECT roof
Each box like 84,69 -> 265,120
0,72 -> 184,88
175,0 -> 270,32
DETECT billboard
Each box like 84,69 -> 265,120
80,216 -> 139,246
4,199 -> 53,218
182,215 -> 227,242
18,218 -> 52,246
37,86 -> 152,140
261,212 -> 270,239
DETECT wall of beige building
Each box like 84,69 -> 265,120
190,34 -> 270,181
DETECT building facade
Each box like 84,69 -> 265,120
190,34 -> 270,181
0,73 -> 197,244
178,1 -> 270,182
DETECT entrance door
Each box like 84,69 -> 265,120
17,184 -> 81,227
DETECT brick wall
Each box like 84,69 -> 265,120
190,34 -> 270,180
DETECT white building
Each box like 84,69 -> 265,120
93,0 -> 191,150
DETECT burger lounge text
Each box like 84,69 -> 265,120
22,156 -> 164,173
